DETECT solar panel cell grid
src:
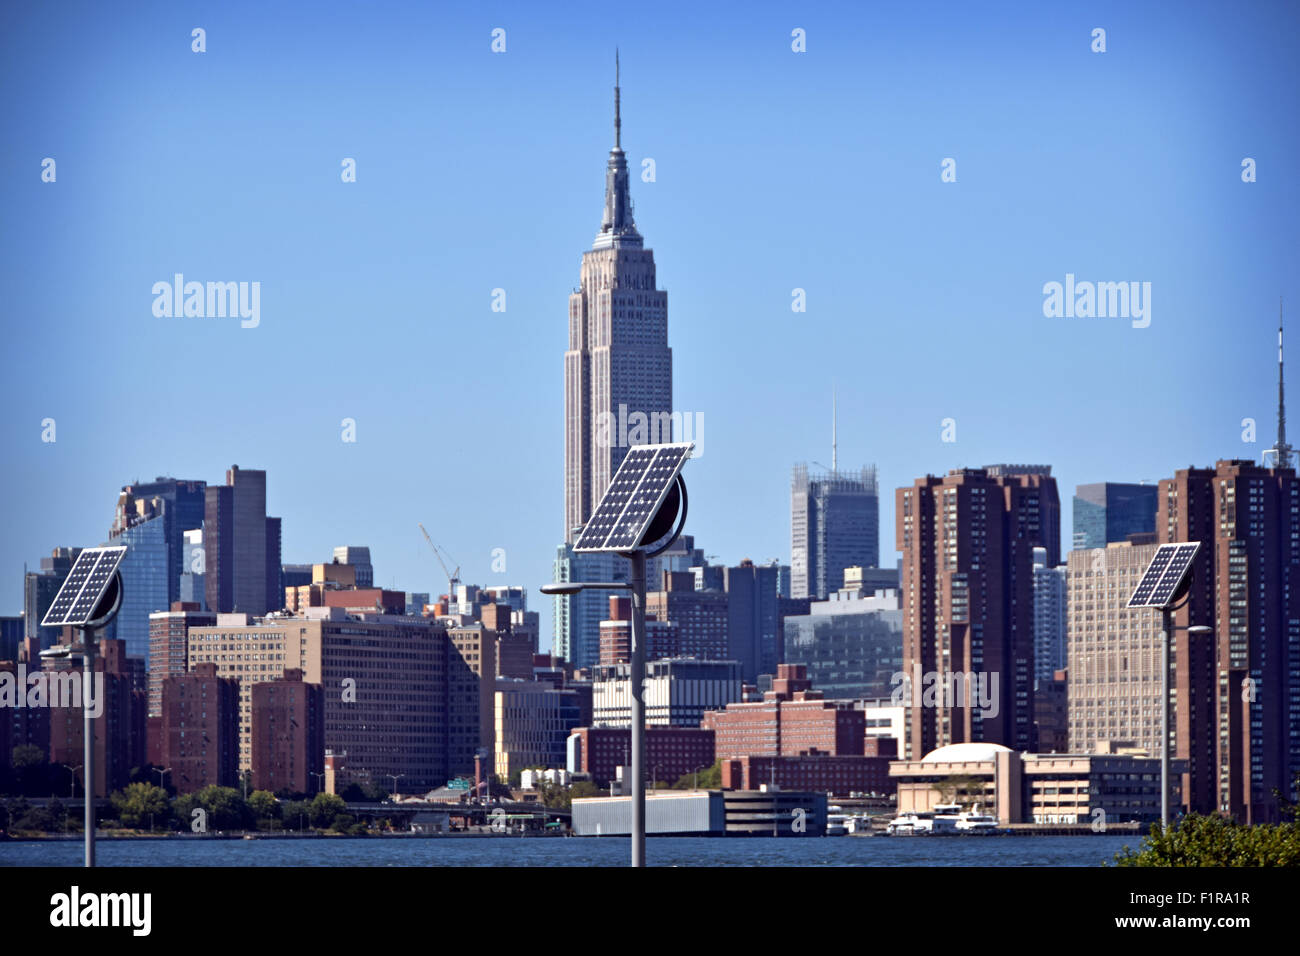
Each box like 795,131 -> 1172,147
574,443 -> 692,552
40,546 -> 127,627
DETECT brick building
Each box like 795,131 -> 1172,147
567,725 -> 715,787
703,664 -> 865,758
251,668 -> 324,795
161,662 -> 241,793
148,602 -> 215,717
720,753 -> 895,797
47,638 -> 146,798
896,465 -> 1060,758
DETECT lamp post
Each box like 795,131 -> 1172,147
386,773 -> 404,797
62,764 -> 82,833
310,771 -> 326,794
153,767 -> 171,790
1161,616 -> 1212,828
62,763 -> 82,800
542,579 -> 640,861
542,442 -> 693,868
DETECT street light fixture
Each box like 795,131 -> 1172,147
39,546 -> 127,868
1126,542 -> 1210,829
540,442 -> 694,868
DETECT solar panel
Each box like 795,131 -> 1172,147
574,442 -> 693,552
1127,542 -> 1201,609
41,546 -> 127,627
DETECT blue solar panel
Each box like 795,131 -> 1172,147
1127,542 -> 1200,609
574,442 -> 692,552
41,546 -> 127,627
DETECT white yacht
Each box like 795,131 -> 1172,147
885,810 -> 935,835
885,804 -> 991,835
954,806 -> 1000,833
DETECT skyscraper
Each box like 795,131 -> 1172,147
1158,460 -> 1300,821
204,465 -> 281,615
791,464 -> 880,600
107,490 -> 170,667
120,476 -> 207,605
722,560 -> 782,683
1072,482 -> 1157,550
1066,539 -> 1162,758
1031,546 -> 1067,685
896,466 -> 1060,758
563,56 -> 672,542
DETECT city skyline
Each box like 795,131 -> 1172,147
3,1 -> 1299,646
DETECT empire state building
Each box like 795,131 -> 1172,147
564,57 -> 673,541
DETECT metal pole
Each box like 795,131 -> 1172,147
629,551 -> 647,868
83,626 -> 96,867
1160,608 -> 1170,830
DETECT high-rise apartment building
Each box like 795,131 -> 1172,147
563,60 -> 672,543
1032,546 -> 1067,685
161,662 -> 241,793
1066,540 -> 1162,758
204,465 -> 281,616
47,639 -> 146,798
1072,482 -> 1157,550
896,466 -> 1061,759
791,464 -> 880,600
1158,460 -> 1300,821
188,609 -> 450,789
147,601 -> 216,717
251,669 -> 324,795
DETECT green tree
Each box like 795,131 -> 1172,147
1114,814 -> 1300,867
672,760 -> 721,790
10,745 -> 53,796
110,782 -> 170,829
309,792 -> 348,828
247,790 -> 280,822
283,799 -> 311,831
193,785 -> 252,830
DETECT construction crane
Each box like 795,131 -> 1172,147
418,523 -> 461,601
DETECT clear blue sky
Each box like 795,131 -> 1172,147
3,0 -> 1298,647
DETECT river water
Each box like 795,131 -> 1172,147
0,834 -> 1140,867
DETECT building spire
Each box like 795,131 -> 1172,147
1268,296 -> 1294,469
832,387 -> 838,475
594,50 -> 641,249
